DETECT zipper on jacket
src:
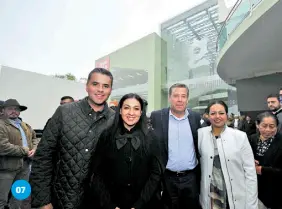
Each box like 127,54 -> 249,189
75,114 -> 106,207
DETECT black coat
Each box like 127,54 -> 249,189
249,133 -> 282,208
244,120 -> 256,136
30,97 -> 115,209
89,125 -> 163,209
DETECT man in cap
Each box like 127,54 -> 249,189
0,99 -> 39,209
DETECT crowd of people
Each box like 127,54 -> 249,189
0,68 -> 282,209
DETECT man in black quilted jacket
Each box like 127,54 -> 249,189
30,68 -> 115,209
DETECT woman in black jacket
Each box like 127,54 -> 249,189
89,93 -> 163,209
249,112 -> 282,209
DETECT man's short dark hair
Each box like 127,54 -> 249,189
87,68 -> 113,87
267,93 -> 280,101
169,83 -> 189,96
61,96 -> 74,101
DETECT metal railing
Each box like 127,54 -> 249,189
217,0 -> 264,51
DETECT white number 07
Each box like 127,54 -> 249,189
16,187 -> 26,193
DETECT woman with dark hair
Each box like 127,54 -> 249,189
89,93 -> 163,209
198,101 -> 258,209
249,112 -> 282,209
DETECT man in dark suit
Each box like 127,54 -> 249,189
150,83 -> 201,209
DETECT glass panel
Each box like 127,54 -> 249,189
251,0 -> 264,8
217,0 -> 266,51
161,1 -> 238,114
217,0 -> 251,51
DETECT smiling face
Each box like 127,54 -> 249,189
208,104 -> 228,128
86,72 -> 112,106
169,87 -> 188,116
120,98 -> 142,130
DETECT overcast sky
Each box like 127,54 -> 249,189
0,0 -> 205,78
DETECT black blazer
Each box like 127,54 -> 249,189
149,108 -> 202,170
249,133 -> 282,208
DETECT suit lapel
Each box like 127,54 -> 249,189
187,109 -> 196,139
161,108 -> 169,153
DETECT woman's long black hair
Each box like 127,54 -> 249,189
110,93 -> 148,137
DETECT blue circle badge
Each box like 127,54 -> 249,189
11,180 -> 31,200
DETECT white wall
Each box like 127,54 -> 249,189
0,66 -> 87,129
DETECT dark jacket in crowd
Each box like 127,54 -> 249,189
201,117 -> 211,127
89,124 -> 163,209
249,133 -> 282,208
274,109 -> 282,134
30,97 -> 115,209
243,120 -> 257,136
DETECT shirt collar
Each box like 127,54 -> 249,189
169,108 -> 189,120
81,96 -> 110,118
9,118 -> 21,125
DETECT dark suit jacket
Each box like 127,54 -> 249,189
149,108 -> 202,170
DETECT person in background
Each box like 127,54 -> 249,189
59,96 -> 74,105
233,115 -> 239,129
238,115 -> 246,131
89,93 -> 163,209
30,68 -> 115,209
226,114 -> 234,128
267,94 -> 282,134
279,88 -> 282,104
0,100 -> 4,119
245,115 -> 257,137
150,83 -> 202,209
0,99 -> 39,209
249,112 -> 282,209
198,101 -> 258,209
200,108 -> 211,127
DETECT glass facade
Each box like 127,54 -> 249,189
110,67 -> 148,102
95,33 -> 166,112
161,0 -> 238,114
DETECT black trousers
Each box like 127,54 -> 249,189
162,169 -> 200,209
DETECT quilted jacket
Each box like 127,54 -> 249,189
30,97 -> 115,209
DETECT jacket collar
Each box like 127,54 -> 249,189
208,125 -> 228,136
273,108 -> 282,115
3,118 -> 19,129
80,97 -> 114,119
